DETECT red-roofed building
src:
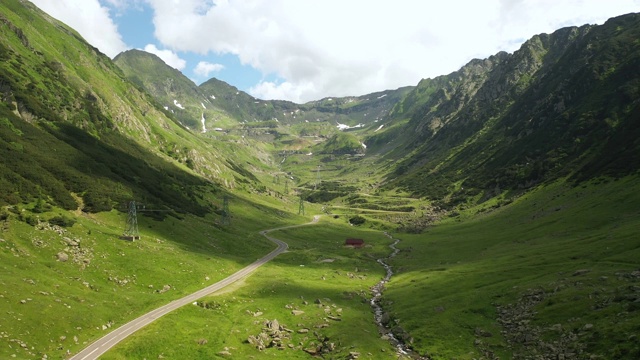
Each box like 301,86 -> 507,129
345,238 -> 365,248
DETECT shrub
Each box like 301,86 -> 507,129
48,215 -> 76,227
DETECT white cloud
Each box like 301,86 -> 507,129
143,0 -> 640,103
31,0 -> 127,58
143,44 -> 186,70
194,61 -> 225,78
31,0 -> 640,102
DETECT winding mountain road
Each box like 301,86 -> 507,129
70,216 -> 320,360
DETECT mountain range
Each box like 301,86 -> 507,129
1,0 -> 639,358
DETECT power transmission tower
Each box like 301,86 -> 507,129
313,165 -> 321,190
120,201 -> 172,240
122,201 -> 140,241
284,179 -> 289,194
221,195 -> 230,225
298,196 -> 305,215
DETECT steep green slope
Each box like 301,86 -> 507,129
0,1 -> 205,213
374,14 -> 640,207
0,0 -> 277,212
386,175 -> 640,359
114,49 -> 239,130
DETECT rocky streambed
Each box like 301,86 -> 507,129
371,233 -> 428,359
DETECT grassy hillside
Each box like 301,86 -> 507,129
385,175 -> 640,359
0,188 -> 309,359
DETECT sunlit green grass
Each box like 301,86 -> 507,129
102,217 -> 403,359
384,176 -> 640,359
0,191 -> 301,359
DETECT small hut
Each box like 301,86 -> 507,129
345,238 -> 365,248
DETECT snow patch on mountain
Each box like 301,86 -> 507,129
336,122 -> 364,131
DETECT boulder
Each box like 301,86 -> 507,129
56,252 -> 69,262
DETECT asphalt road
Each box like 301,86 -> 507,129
69,216 -> 319,360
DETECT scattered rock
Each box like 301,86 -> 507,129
56,252 -> 69,262
197,338 -> 208,345
291,310 -> 305,316
303,347 -> 318,355
217,350 -> 231,356
297,329 -> 309,334
572,269 -> 590,276
62,237 -> 78,247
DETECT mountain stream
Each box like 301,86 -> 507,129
371,232 -> 427,359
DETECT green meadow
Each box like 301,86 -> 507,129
100,217 -> 402,359
385,175 -> 640,359
0,191 -> 301,359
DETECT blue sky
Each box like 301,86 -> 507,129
30,0 -> 640,103
107,1 -> 274,91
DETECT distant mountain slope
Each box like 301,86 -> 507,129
114,49 -> 239,130
0,0 -> 257,213
374,13 -> 640,205
115,49 -> 412,138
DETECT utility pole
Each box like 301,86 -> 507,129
298,196 -> 305,215
122,201 -> 140,241
221,195 -> 230,225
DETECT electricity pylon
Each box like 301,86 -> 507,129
284,179 -> 289,194
221,195 -> 230,225
298,196 -> 305,215
313,165 -> 321,190
122,201 -> 140,240
120,201 -> 172,240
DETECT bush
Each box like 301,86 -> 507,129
48,215 -> 76,227
349,215 -> 366,226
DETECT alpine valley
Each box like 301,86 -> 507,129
1,0 -> 639,359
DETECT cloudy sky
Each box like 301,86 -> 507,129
30,0 -> 640,103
